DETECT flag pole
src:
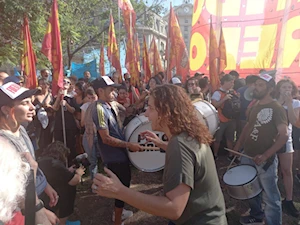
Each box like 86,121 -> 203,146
166,3 -> 172,82
110,10 -> 113,76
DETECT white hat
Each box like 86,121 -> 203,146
171,77 -> 181,84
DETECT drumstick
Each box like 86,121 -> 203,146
224,148 -> 253,160
139,146 -> 160,150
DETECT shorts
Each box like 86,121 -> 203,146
215,120 -> 236,143
106,162 -> 131,208
292,126 -> 300,150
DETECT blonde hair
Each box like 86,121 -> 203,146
0,137 -> 30,222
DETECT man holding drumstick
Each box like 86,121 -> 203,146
234,73 -> 288,225
91,76 -> 141,225
92,84 -> 228,225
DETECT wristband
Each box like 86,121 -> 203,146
35,199 -> 44,212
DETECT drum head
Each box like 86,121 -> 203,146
125,115 -> 166,172
223,165 -> 257,186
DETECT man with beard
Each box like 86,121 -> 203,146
234,73 -> 288,225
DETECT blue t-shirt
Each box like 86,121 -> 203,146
92,100 -> 129,164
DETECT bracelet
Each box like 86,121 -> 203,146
35,199 -> 44,212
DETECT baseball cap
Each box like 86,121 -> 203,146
0,82 -> 40,107
3,76 -> 21,85
91,76 -> 121,90
171,77 -> 182,85
258,70 -> 276,87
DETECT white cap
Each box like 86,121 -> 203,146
171,77 -> 181,84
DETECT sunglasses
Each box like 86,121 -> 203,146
63,80 -> 71,84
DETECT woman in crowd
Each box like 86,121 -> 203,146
147,76 -> 162,91
185,77 -> 203,101
0,82 -> 59,224
34,78 -> 54,149
53,77 -> 79,165
81,87 -> 99,179
92,84 -> 228,225
124,77 -> 140,104
275,79 -> 300,217
38,141 -> 85,225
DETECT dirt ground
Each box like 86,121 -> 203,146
71,155 -> 300,225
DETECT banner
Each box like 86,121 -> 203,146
190,0 -> 300,84
71,60 -> 97,79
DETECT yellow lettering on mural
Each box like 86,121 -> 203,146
192,0 -> 204,26
206,0 -> 241,17
282,15 -> 300,68
240,24 -> 277,69
189,32 -> 206,71
277,0 -> 287,11
246,0 -> 264,15
223,27 -> 241,70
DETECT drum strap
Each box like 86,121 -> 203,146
262,155 -> 275,171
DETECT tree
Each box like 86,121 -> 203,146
0,0 -> 166,69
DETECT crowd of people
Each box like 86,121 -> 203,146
0,68 -> 300,225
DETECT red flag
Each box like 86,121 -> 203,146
41,0 -> 63,96
107,13 -> 122,82
209,19 -> 220,92
149,36 -> 163,75
100,41 -> 105,76
167,4 -> 190,82
219,25 -> 227,74
142,35 -> 151,83
22,16 -> 37,89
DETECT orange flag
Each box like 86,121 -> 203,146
167,4 -> 190,82
107,13 -> 122,82
219,25 -> 227,74
118,0 -> 139,85
209,19 -> 220,92
100,42 -> 105,76
149,36 -> 163,75
142,35 -> 151,83
135,35 -> 141,72
22,16 -> 37,89
41,0 -> 63,96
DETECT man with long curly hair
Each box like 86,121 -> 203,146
92,84 -> 228,225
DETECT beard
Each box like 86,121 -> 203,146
253,88 -> 269,100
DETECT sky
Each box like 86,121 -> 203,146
146,0 -> 188,13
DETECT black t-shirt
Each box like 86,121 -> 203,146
53,96 -> 78,130
38,157 -> 74,194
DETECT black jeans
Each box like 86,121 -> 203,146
106,162 -> 131,208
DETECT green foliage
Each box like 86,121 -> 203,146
0,0 -> 166,69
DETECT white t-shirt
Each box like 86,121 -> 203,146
80,102 -> 91,113
211,88 -> 227,102
282,99 -> 300,153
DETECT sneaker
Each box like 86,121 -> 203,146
112,209 -> 133,222
239,215 -> 263,225
282,199 -> 299,218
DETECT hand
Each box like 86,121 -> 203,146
68,165 -> 76,173
253,154 -> 268,165
75,166 -> 86,176
131,86 -> 136,93
44,208 -> 59,225
127,142 -> 142,152
140,130 -> 164,148
224,94 -> 233,100
60,100 -> 67,106
284,91 -> 293,105
92,167 -> 124,199
44,184 -> 59,207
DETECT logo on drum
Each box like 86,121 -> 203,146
137,133 -> 168,152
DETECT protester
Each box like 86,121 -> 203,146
199,77 -> 211,102
83,70 -> 92,83
91,76 -> 141,225
92,84 -> 228,225
0,82 -> 59,224
170,76 -> 182,87
39,69 -> 52,82
81,87 -> 99,179
211,74 -> 236,160
38,141 -> 85,225
234,73 -> 288,225
275,79 -> 300,217
147,76 -> 162,91
68,75 -> 78,97
124,77 -> 140,104
52,77 -> 79,165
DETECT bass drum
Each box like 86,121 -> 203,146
125,115 -> 167,172
193,100 -> 219,135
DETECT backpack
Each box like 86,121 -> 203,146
218,89 -> 241,119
